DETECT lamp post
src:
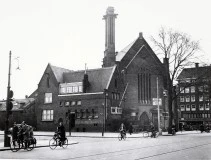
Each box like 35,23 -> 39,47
4,51 -> 12,147
102,89 -> 108,136
157,77 -> 161,134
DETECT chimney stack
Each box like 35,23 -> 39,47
102,7 -> 118,67
195,63 -> 199,68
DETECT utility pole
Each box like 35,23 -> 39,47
4,51 -> 12,147
157,77 -> 161,134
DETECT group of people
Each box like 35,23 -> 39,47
11,121 -> 67,148
200,124 -> 210,133
119,122 -> 158,138
11,121 -> 34,148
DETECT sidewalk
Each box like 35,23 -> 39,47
0,130 -> 201,151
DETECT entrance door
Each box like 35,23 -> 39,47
140,112 -> 150,130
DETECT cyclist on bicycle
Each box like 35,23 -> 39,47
119,123 -> 126,140
150,122 -> 156,138
57,122 -> 66,146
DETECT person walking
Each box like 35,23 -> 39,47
12,122 -> 19,146
119,123 -> 126,139
129,123 -> 133,135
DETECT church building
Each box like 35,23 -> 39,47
34,7 -> 168,132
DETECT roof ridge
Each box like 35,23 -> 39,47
63,66 -> 115,74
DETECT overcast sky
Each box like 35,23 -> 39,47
0,0 -> 210,99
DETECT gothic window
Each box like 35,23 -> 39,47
115,79 -> 117,88
47,76 -> 50,88
138,68 -> 151,103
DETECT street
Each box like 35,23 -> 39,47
1,132 -> 211,159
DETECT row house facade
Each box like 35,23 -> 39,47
177,63 -> 211,129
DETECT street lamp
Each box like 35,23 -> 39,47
4,51 -> 12,147
102,89 -> 108,136
4,51 -> 20,147
157,77 -> 161,134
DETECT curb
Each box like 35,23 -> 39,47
0,142 -> 79,152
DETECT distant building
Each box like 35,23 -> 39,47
177,63 -> 211,130
0,98 -> 36,130
31,7 -> 168,132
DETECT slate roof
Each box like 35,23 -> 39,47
116,38 -> 137,61
63,66 -> 116,93
0,98 -> 35,111
177,66 -> 211,80
116,36 -> 162,67
50,64 -> 71,83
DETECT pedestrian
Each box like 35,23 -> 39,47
12,122 -> 19,145
129,123 -> 133,135
119,123 -> 126,139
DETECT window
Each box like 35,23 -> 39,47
77,101 -> 81,105
205,103 -> 210,110
111,107 -> 122,114
44,93 -> 52,103
180,96 -> 184,102
82,109 -> 86,118
198,86 -> 203,92
60,87 -> 66,94
180,87 -> 184,93
191,95 -> 195,102
191,86 -> 195,93
71,101 -> 76,106
78,86 -> 83,92
115,79 -> 118,88
180,105 -> 185,111
42,110 -> 53,121
191,104 -> 196,111
111,107 -> 116,113
112,92 -> 120,100
76,110 -> 81,119
92,109 -> 98,118
66,87 -> 72,93
60,82 -> 83,94
199,104 -> 204,111
186,105 -> 190,111
185,87 -> 190,93
59,101 -> 63,107
204,85 -> 209,92
185,96 -> 190,102
65,101 -> 70,107
199,95 -> 203,102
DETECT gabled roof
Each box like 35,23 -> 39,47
50,64 -> 71,83
116,35 -> 162,68
63,66 -> 116,92
116,38 -> 137,61
177,66 -> 211,80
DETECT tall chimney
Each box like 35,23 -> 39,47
195,63 -> 199,68
102,7 -> 118,67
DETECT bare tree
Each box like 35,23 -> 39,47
151,27 -> 200,133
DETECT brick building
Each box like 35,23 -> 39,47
0,98 -> 36,130
177,63 -> 211,130
33,7 -> 168,132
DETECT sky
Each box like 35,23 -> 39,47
0,0 -> 211,99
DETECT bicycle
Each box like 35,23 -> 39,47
143,130 -> 159,138
49,132 -> 68,150
10,136 -> 36,152
118,131 -> 126,141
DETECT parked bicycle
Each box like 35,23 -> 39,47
143,130 -> 159,138
10,136 -> 36,152
49,132 -> 68,149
